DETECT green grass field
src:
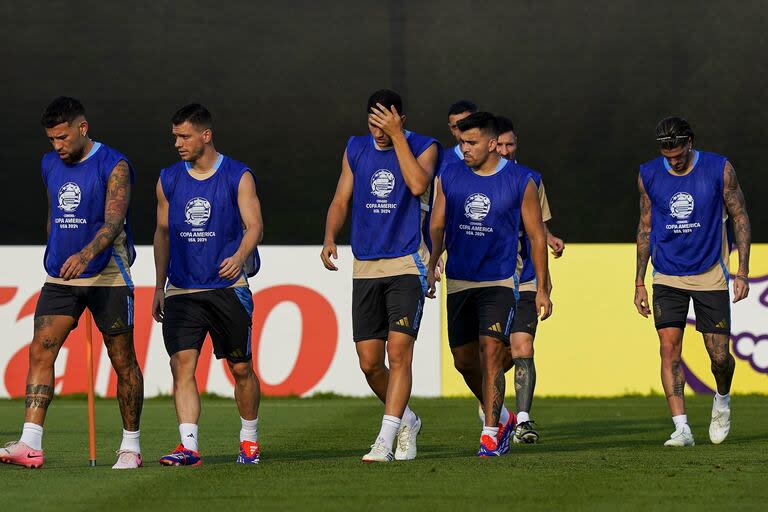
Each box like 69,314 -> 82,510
1,395 -> 766,511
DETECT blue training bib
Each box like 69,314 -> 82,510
441,159 -> 532,282
42,142 -> 136,278
160,154 -> 255,288
640,151 -> 727,276
347,131 -> 437,260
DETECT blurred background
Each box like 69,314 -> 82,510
2,0 -> 766,245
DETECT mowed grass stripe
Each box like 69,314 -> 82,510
0,396 -> 766,511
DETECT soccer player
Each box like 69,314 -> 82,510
444,100 -> 478,167
152,104 -> 264,465
496,116 -> 565,444
321,90 -> 438,462
427,112 -> 552,456
0,97 -> 144,469
634,117 -> 751,447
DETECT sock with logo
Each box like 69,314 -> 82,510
240,417 -> 258,443
376,415 -> 401,449
402,406 -> 418,427
119,429 -> 141,454
20,422 -> 43,451
179,423 -> 199,452
714,393 -> 730,410
672,414 -> 688,430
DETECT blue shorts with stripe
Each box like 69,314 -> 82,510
163,288 -> 254,363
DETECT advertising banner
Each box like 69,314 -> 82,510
0,246 -> 442,398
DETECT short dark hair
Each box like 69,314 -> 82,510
172,103 -> 213,129
367,89 -> 403,114
495,116 -> 515,135
41,96 -> 85,128
457,111 -> 499,137
656,116 -> 694,149
448,100 -> 478,117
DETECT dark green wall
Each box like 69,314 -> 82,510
2,0 -> 765,244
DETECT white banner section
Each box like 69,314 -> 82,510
0,246 -> 442,398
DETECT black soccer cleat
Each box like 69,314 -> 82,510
513,421 -> 540,444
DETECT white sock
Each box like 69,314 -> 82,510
714,393 -> 730,410
481,425 -> 499,441
402,406 -> 417,427
240,417 -> 258,443
20,423 -> 43,451
376,415 -> 401,449
500,405 -> 511,426
517,411 -> 530,424
672,415 -> 688,430
119,429 -> 141,454
179,423 -> 199,452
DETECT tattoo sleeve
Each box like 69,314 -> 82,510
82,160 -> 131,259
669,360 -> 685,398
635,174 -> 652,284
491,369 -> 505,425
722,162 -> 751,275
25,384 -> 54,410
513,358 -> 537,414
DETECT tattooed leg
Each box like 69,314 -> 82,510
704,333 -> 735,395
658,327 -> 685,416
451,342 -> 484,402
513,358 -> 537,414
104,331 -> 144,431
479,336 -> 506,427
25,315 -> 75,424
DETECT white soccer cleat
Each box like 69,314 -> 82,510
709,402 -> 731,445
112,449 -> 143,469
395,416 -> 422,460
361,441 -> 394,463
664,425 -> 695,447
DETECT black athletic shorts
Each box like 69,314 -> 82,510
652,284 -> 730,334
511,290 -> 538,336
162,288 -> 254,363
34,283 -> 134,335
352,274 -> 426,342
447,286 -> 517,347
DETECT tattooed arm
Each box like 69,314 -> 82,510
59,160 -> 130,280
723,161 -> 751,302
634,174 -> 652,317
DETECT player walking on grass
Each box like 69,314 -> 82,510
634,117 -> 751,447
495,116 -> 564,444
321,90 -> 439,462
152,104 -> 264,465
427,112 -> 552,457
0,97 -> 144,469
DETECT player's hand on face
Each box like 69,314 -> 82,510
426,263 -> 440,299
219,252 -> 245,280
151,289 -> 165,323
536,289 -> 553,320
548,235 -> 565,258
368,103 -> 404,138
320,242 -> 338,271
59,251 -> 92,280
732,277 -> 749,303
634,285 -> 651,317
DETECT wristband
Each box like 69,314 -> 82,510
735,274 -> 749,282
635,283 -> 646,288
